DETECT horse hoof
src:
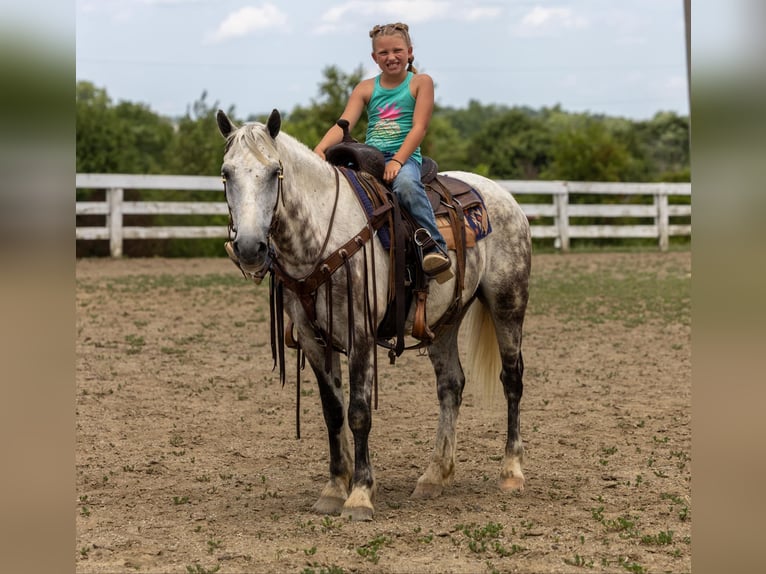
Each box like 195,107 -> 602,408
411,482 -> 443,499
498,476 -> 525,492
312,496 -> 345,515
341,505 -> 374,522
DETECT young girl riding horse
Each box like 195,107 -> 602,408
314,22 -> 452,280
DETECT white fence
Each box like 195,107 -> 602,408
76,173 -> 691,256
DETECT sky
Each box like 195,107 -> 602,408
72,0 -> 694,121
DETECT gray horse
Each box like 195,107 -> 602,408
217,109 -> 530,521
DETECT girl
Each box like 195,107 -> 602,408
314,22 -> 451,278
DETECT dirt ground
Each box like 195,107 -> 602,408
76,251 -> 691,574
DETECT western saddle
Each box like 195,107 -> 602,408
324,120 -> 488,356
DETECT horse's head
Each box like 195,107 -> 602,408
217,109 -> 283,278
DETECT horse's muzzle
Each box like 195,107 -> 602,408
233,239 -> 271,279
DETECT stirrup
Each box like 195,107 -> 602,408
414,229 -> 452,281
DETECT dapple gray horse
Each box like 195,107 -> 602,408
217,109 -> 530,521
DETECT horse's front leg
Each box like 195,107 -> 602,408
301,338 -> 353,516
412,325 -> 464,499
340,338 -> 376,521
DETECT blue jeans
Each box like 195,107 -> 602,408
384,153 -> 447,252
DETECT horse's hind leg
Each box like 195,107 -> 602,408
498,339 -> 525,492
412,324 -> 464,499
308,351 -> 353,515
489,299 -> 527,493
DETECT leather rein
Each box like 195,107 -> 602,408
250,165 -> 392,438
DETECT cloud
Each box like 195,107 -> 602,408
206,3 -> 288,44
515,6 -> 589,37
315,1 -> 499,34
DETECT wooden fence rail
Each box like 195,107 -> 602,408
76,174 -> 691,257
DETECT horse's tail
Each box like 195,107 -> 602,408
463,301 -> 502,405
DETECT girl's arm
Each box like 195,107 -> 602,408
314,79 -> 372,158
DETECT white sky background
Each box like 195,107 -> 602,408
71,0 -> 695,120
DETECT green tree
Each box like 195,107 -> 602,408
76,81 -> 174,174
466,109 -> 553,178
112,101 -> 175,174
169,91 -> 236,175
543,115 -> 634,182
76,82 -> 126,173
633,111 -> 690,180
283,64 -> 367,147
421,113 -> 469,171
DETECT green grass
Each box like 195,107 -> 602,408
355,535 -> 390,564
529,255 -> 690,327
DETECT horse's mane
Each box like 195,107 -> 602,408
225,121 -> 325,172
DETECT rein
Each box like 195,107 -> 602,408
265,167 -> 393,438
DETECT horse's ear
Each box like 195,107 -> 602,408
266,108 -> 281,139
217,110 -> 236,138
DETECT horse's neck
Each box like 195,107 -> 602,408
272,141 -> 363,268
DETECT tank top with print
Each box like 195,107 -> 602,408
365,72 -> 422,165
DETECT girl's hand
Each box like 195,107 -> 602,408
384,158 -> 402,183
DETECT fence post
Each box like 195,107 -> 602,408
555,182 -> 570,251
656,186 -> 669,252
107,187 -> 124,257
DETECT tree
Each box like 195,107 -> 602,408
113,101 -> 175,174
76,82 -> 126,173
168,91 -> 237,176
283,64 -> 367,147
543,115 -> 634,182
76,81 -> 174,174
466,109 -> 553,178
632,112 -> 690,180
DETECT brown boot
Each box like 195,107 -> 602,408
423,251 -> 453,283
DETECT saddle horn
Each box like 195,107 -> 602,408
336,119 -> 354,142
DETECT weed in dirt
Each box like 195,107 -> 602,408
124,334 -> 144,354
206,539 -> 222,554
173,495 -> 190,505
591,506 -> 604,522
618,557 -> 646,573
161,346 -> 187,355
302,564 -> 345,574
298,519 -> 316,532
355,535 -> 390,564
640,530 -> 674,545
320,516 -> 342,533
604,515 -> 639,539
563,554 -> 594,568
169,434 -> 185,447
186,564 -> 220,574
456,522 -> 522,556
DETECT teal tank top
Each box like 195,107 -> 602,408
365,72 -> 422,164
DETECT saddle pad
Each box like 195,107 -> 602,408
341,167 -> 392,250
436,202 -> 492,250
